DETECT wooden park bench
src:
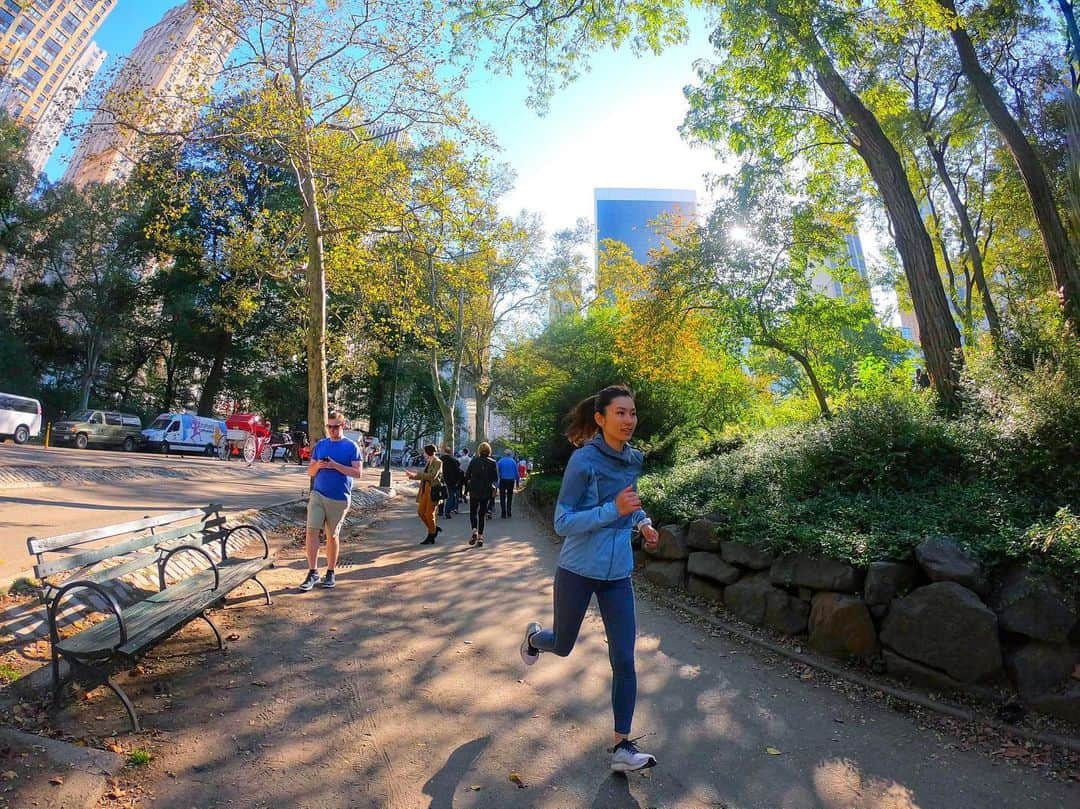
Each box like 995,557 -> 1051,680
26,504 -> 274,732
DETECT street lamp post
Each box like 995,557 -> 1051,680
379,348 -> 400,488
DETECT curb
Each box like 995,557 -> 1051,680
0,726 -> 125,809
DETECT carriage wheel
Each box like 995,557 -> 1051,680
242,435 -> 257,464
259,442 -> 273,463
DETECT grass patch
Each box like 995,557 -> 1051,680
0,664 -> 20,684
126,749 -> 152,766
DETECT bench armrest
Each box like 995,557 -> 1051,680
221,524 -> 269,561
48,580 -> 127,649
158,545 -> 220,591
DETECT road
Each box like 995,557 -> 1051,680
48,493 -> 1077,808
0,444 -> 331,586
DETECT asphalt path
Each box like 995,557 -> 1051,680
0,445 -> 321,586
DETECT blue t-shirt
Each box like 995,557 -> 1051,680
497,456 -> 519,481
311,437 -> 361,501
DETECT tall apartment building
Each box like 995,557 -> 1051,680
595,188 -> 697,265
64,1 -> 234,187
23,39 -> 104,172
0,0 -> 114,173
811,231 -> 870,299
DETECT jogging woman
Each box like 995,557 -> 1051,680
519,385 -> 661,772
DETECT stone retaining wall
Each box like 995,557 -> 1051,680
642,519 -> 1080,726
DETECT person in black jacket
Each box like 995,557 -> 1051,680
463,442 -> 499,547
438,446 -> 462,518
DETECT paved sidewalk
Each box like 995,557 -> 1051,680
45,492 -> 1079,808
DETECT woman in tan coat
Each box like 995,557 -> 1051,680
406,444 -> 443,544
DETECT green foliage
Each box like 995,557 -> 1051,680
126,749 -> 152,766
0,664 -> 19,684
640,351 -> 1080,582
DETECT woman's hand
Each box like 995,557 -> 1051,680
641,523 -> 660,551
614,485 -> 641,517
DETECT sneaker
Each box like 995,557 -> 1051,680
610,737 -> 657,772
320,570 -> 336,589
298,570 -> 319,592
520,622 -> 542,666
469,530 -> 477,546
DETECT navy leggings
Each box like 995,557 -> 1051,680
530,566 -> 637,734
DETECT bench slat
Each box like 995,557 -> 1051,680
34,519 -> 226,580
55,559 -> 271,658
28,506 -> 223,554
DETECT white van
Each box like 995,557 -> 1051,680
141,412 -> 227,456
0,392 -> 42,444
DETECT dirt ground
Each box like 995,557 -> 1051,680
14,492 -> 1080,808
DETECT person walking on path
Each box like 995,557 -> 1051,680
437,446 -> 462,518
463,441 -> 499,547
496,449 -> 520,518
406,444 -> 443,544
299,411 -> 363,591
519,385 -> 661,772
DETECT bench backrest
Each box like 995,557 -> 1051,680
27,505 -> 226,586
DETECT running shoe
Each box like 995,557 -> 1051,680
320,570 -> 336,589
298,570 -> 319,592
520,621 -> 542,666
610,737 -> 657,772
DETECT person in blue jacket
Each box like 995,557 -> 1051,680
519,385 -> 661,773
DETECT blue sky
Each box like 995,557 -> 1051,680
46,1 -> 720,236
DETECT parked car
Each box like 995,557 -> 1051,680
141,412 -> 227,456
51,409 -> 143,451
0,392 -> 42,444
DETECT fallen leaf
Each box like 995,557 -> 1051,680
766,747 -> 782,755
470,785 -> 481,791
251,680 -> 268,687
50,776 -> 64,785
509,771 -> 526,788
226,633 -> 241,641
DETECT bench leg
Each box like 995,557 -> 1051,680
50,647 -> 62,702
251,574 -> 272,606
103,675 -> 141,733
199,610 -> 223,650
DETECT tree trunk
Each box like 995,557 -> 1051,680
79,335 -> 102,410
474,384 -> 490,443
197,332 -> 231,416
427,260 -> 467,452
925,137 -> 1001,338
759,336 -> 832,418
937,0 -> 1080,323
770,7 -> 963,405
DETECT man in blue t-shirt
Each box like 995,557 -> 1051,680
299,410 -> 362,591
496,449 -> 520,519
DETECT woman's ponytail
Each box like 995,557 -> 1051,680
564,384 -> 635,447
565,394 -> 600,447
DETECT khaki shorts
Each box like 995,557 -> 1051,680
306,490 -> 350,538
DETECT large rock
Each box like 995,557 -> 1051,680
687,574 -> 725,603
883,649 -> 967,692
914,537 -> 988,595
880,582 -> 1002,683
645,524 -> 690,560
770,554 -> 864,593
686,519 -> 725,552
1004,642 -> 1078,699
724,573 -> 774,626
687,553 -> 742,586
764,589 -> 810,635
864,561 -> 919,609
809,593 -> 879,658
1024,683 -> 1080,724
643,558 -> 686,589
720,541 -> 775,571
990,565 -> 1079,643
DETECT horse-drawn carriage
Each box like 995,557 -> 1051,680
223,413 -> 295,463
